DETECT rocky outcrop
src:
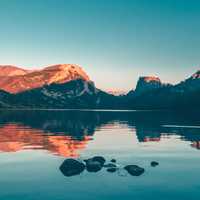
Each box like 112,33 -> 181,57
134,76 -> 162,95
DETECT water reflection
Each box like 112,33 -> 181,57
0,110 -> 199,157
0,123 -> 91,157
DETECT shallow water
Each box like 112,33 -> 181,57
0,110 -> 200,200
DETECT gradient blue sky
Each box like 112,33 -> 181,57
0,0 -> 200,91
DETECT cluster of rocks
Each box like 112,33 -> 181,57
59,156 -> 159,177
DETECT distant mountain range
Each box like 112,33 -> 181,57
0,64 -> 199,110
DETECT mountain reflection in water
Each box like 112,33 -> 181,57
0,123 -> 91,157
0,110 -> 199,157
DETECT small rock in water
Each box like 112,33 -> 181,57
59,159 -> 85,177
91,156 -> 106,166
104,163 -> 117,168
107,167 -> 118,173
110,159 -> 116,163
151,161 -> 159,167
86,160 -> 103,172
124,165 -> 145,176
84,156 -> 106,166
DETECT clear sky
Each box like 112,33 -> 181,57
0,0 -> 200,91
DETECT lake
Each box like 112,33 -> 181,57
0,110 -> 200,200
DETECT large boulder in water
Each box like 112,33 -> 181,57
86,160 -> 103,172
124,165 -> 145,176
91,156 -> 106,166
59,159 -> 85,177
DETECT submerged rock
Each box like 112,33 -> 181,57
151,161 -> 159,167
124,165 -> 145,176
107,167 -> 118,173
110,159 -> 116,163
59,159 -> 85,177
104,163 -> 117,168
104,163 -> 118,173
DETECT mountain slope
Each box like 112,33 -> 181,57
126,70 -> 200,110
0,64 -> 90,93
0,65 -> 29,76
0,79 -> 119,109
174,70 -> 200,92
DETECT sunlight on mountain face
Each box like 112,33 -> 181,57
0,64 -> 90,93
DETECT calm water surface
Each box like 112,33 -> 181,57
0,110 -> 200,200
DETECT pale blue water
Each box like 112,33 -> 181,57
0,110 -> 200,200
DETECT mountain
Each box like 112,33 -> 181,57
126,70 -> 200,110
0,64 -> 90,93
0,79 -> 120,109
127,76 -> 166,97
174,70 -> 200,92
0,64 -> 120,109
134,76 -> 162,95
0,65 -> 29,76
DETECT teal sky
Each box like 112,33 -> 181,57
0,0 -> 200,91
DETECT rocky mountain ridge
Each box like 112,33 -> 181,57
0,64 -> 199,110
0,64 -> 90,93
0,65 -> 29,76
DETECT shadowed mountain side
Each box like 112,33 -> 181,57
126,86 -> 200,110
0,79 -> 121,109
126,70 -> 200,110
